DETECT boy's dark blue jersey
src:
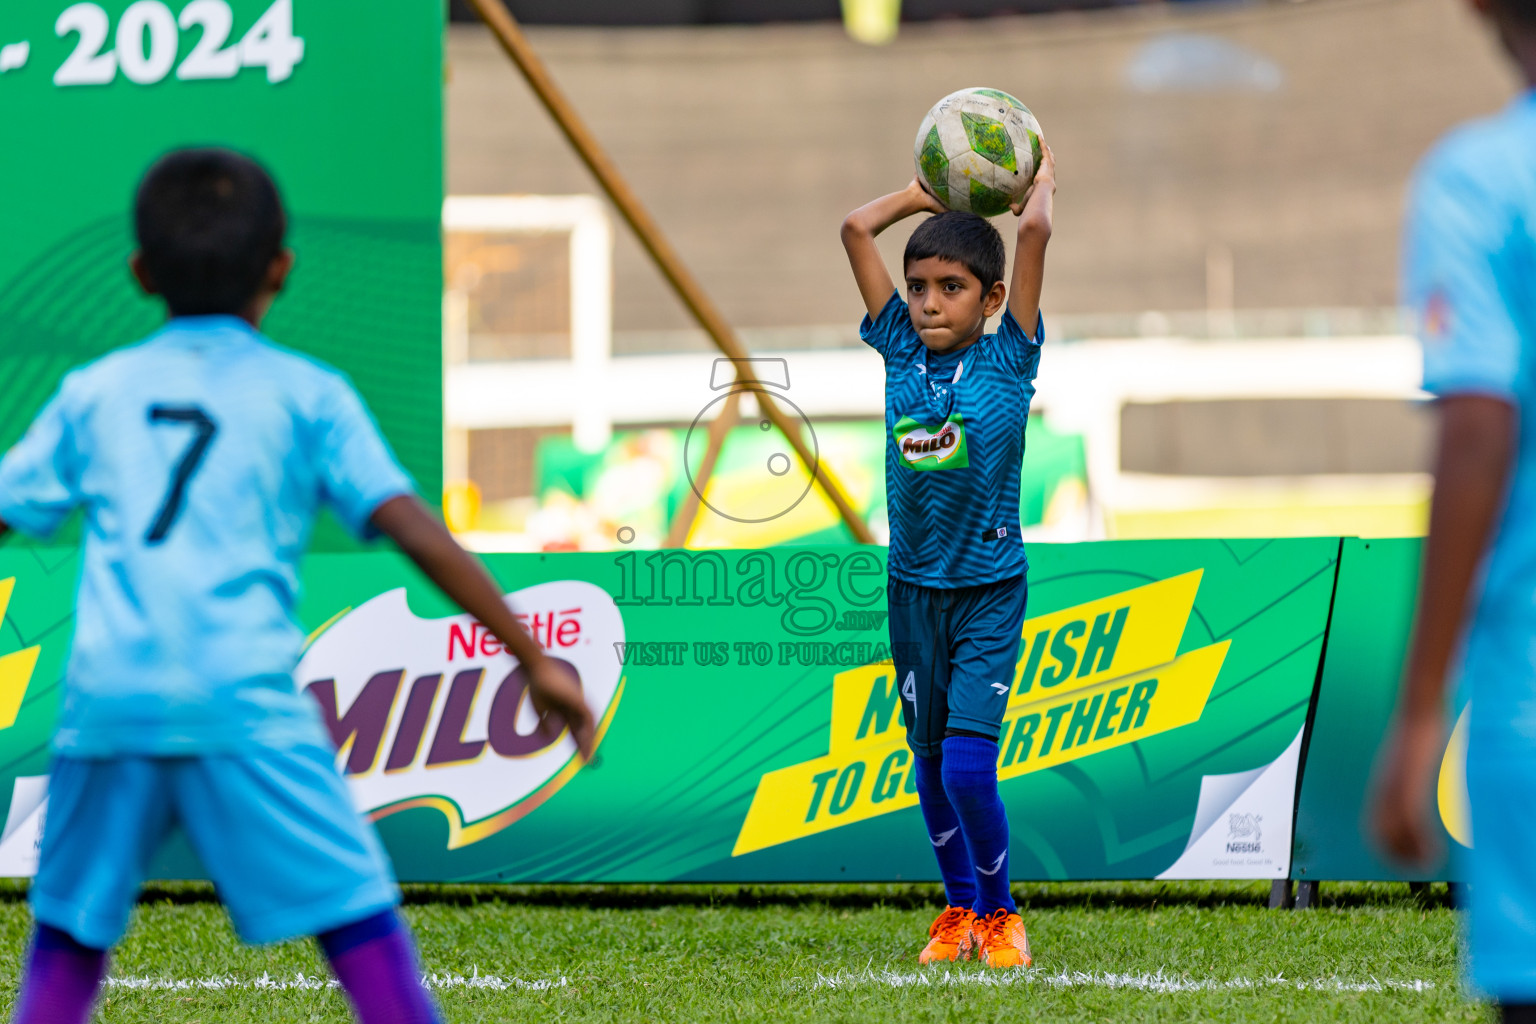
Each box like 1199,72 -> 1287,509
860,291 -> 1043,588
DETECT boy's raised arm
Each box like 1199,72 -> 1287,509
841,180 -> 946,321
1008,144 -> 1056,330
369,494 -> 598,761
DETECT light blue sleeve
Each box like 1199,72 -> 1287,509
0,377 -> 83,538
996,308 -> 1046,382
311,374 -> 415,539
1405,150 -> 1523,399
859,292 -> 913,361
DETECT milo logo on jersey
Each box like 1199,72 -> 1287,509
894,413 -> 969,470
296,582 -> 625,850
732,571 -> 1228,855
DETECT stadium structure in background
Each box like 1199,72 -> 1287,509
442,0 -> 1497,550
455,0 -> 875,545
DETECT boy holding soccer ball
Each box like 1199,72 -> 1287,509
841,144 -> 1056,968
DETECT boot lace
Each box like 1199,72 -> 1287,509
977,908 -> 1013,950
930,905 -> 972,941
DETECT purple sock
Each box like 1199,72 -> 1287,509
319,911 -> 440,1024
12,925 -> 108,1024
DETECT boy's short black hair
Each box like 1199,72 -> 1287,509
903,211 -> 1007,289
134,148 -> 287,317
1496,0 -> 1536,23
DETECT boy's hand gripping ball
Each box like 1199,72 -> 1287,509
914,88 -> 1045,218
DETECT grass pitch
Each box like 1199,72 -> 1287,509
0,881 -> 1483,1022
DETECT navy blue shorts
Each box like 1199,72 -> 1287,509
888,574 -> 1028,758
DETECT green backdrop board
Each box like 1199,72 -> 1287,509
0,540 -> 1339,882
0,1 -> 444,548
0,548 -> 78,870
1290,538 -> 1465,882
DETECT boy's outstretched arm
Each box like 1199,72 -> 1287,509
841,180 -> 946,320
1008,144 -> 1056,330
370,495 -> 598,761
1374,394 -> 1515,863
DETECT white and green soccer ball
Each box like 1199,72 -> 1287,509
914,87 -> 1044,218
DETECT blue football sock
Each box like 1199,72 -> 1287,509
912,750 -> 977,909
941,735 -> 1015,917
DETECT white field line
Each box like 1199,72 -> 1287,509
104,971 -> 568,993
808,969 -> 1439,994
100,968 -> 1440,997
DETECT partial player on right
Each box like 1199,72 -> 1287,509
840,89 -> 1054,969
1373,0 -> 1536,1018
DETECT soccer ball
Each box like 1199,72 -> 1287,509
914,88 -> 1044,218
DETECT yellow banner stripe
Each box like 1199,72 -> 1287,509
0,578 -> 40,731
732,642 -> 1228,856
1010,570 -> 1201,705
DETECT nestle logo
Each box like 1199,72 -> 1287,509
1225,813 -> 1261,854
294,582 -> 624,849
448,609 -> 582,660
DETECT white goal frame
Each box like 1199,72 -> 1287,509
442,194 -> 615,482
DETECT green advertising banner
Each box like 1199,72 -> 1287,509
0,0 -> 444,547
1290,538 -> 1465,882
0,550 -> 76,872
0,540 -> 1339,882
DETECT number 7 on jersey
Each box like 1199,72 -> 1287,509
146,405 -> 217,544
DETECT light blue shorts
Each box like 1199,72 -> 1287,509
1458,627 -> 1536,1002
1467,730 -> 1536,1001
31,742 -> 398,950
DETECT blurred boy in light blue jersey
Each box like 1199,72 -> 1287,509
1374,0 -> 1536,1018
840,146 -> 1055,968
0,149 -> 596,1024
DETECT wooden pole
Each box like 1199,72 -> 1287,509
464,0 -> 875,545
664,389 -> 741,548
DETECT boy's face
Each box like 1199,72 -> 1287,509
904,257 -> 1006,354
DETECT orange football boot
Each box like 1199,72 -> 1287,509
918,905 -> 977,963
973,908 -> 1032,968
